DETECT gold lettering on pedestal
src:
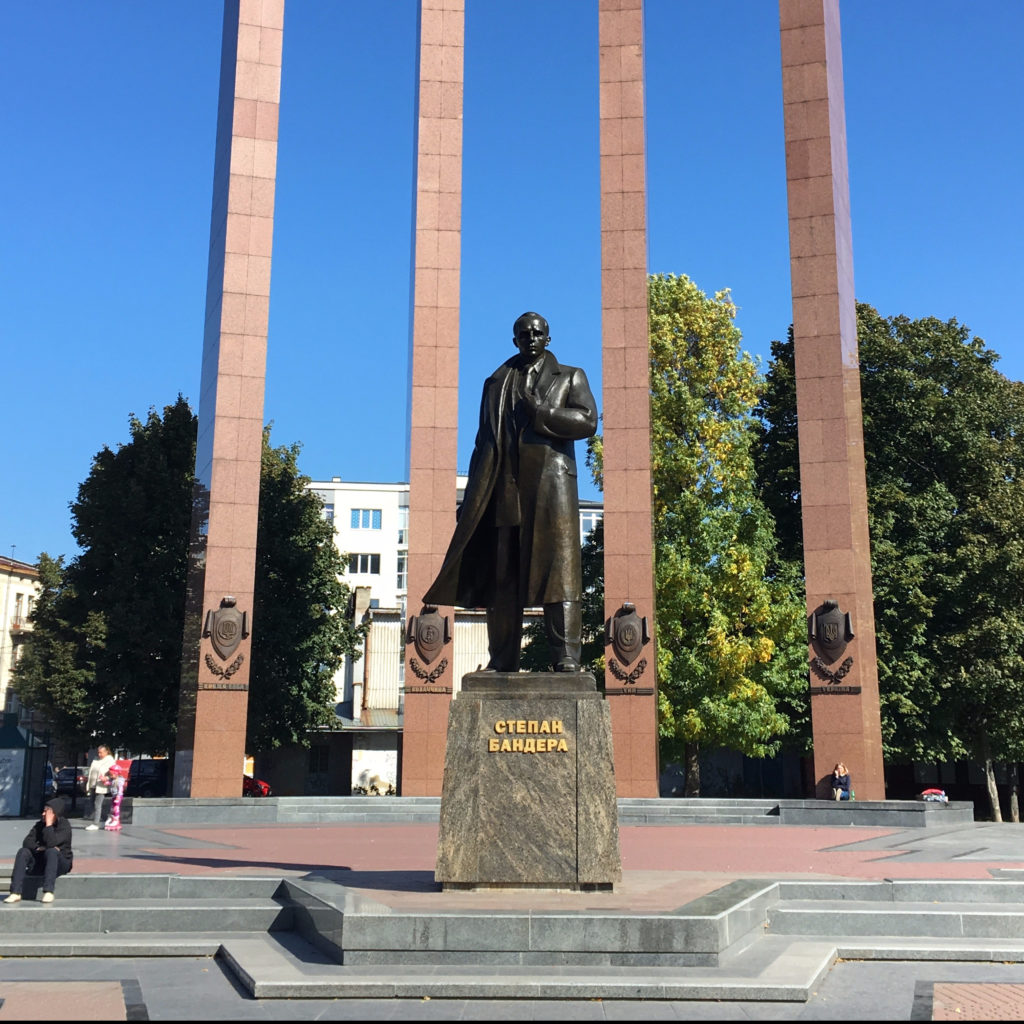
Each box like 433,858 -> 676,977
487,721 -> 569,753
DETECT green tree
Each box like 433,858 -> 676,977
757,306 -> 1024,819
645,275 -> 806,792
15,400 -> 363,759
247,428 -> 367,751
65,396 -> 197,753
588,275 -> 806,792
12,553 -> 104,750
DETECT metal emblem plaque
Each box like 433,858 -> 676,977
606,602 -> 649,667
808,599 -> 854,665
204,595 -> 249,661
407,605 -> 450,666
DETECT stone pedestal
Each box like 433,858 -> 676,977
435,673 -> 621,890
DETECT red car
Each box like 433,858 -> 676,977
243,774 -> 272,797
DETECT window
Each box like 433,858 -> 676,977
397,553 -> 407,591
312,491 -> 335,522
398,505 -> 409,545
579,510 -> 603,541
349,553 -> 381,574
350,508 -> 382,530
13,593 -> 23,624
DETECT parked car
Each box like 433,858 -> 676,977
43,762 -> 57,797
243,774 -> 272,797
56,766 -> 88,796
123,758 -> 170,798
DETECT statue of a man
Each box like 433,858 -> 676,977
423,312 -> 598,672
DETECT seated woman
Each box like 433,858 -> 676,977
3,797 -> 73,904
832,762 -> 852,801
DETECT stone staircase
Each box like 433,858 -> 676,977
2,870 -> 1023,1001
771,879 -> 1024,943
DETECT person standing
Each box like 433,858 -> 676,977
85,744 -> 116,830
3,797 -> 73,903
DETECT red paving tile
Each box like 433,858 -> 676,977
932,982 -> 1024,1020
57,822 -> 1017,901
0,982 -> 126,1020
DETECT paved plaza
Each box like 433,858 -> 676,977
3,811 -> 1024,1019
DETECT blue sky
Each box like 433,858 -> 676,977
3,1 -> 1021,564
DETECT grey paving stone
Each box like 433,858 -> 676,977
0,905 -> 103,932
891,879 -> 1024,903
778,881 -> 892,902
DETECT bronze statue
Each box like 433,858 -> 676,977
423,312 -> 598,672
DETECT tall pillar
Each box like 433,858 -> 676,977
401,0 -> 464,797
598,0 -> 659,797
174,0 -> 283,797
779,0 -> 885,799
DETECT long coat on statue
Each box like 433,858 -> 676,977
423,349 -> 598,610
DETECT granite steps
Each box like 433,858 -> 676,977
3,873 -> 1024,1000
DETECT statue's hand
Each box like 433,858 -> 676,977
521,388 -> 541,420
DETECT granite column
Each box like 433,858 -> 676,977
599,0 -> 659,797
779,0 -> 885,799
401,0 -> 464,797
174,0 -> 283,797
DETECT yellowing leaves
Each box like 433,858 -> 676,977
649,273 -> 807,764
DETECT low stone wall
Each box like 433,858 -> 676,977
119,795 -> 974,828
776,799 -> 974,828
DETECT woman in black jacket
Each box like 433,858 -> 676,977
3,797 -> 73,903
831,762 -> 852,801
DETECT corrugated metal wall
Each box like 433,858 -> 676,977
452,613 -> 489,695
364,611 -> 403,709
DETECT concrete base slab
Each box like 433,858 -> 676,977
218,931 -> 838,1001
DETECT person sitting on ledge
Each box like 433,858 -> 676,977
831,762 -> 852,801
3,796 -> 73,904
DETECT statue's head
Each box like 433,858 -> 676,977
512,312 -> 550,360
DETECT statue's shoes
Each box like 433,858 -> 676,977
554,659 -> 580,672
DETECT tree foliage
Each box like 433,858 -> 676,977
15,399 -> 362,757
757,306 -> 1024,794
247,428 -> 366,751
64,396 -> 197,753
644,275 -> 806,777
587,275 -> 806,787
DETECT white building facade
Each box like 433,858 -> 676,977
0,556 -> 40,720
